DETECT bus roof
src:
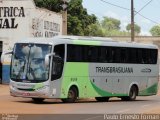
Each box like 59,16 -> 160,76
17,36 -> 158,49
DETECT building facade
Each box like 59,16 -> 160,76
0,0 -> 62,83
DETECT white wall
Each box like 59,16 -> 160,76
0,0 -> 62,62
0,0 -> 34,52
30,8 -> 62,38
0,0 -> 62,83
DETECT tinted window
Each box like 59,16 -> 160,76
67,44 -> 158,64
54,44 -> 65,60
52,44 -> 65,80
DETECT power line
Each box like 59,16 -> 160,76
156,0 -> 160,5
136,12 -> 159,24
99,0 -> 130,11
134,0 -> 159,25
98,0 -> 160,25
135,0 -> 154,16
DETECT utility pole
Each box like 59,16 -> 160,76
62,0 -> 70,35
62,10 -> 67,35
131,0 -> 134,42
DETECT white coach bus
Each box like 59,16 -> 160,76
4,36 -> 159,103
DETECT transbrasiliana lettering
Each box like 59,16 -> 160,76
96,67 -> 133,73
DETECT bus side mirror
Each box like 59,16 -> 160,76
44,53 -> 55,67
1,51 -> 13,64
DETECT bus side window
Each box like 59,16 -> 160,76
54,44 -> 65,60
120,48 -> 128,63
142,49 -> 149,64
67,45 -> 83,62
108,47 -> 113,63
75,46 -> 82,62
111,47 -> 119,63
150,49 -> 158,64
125,48 -> 129,63
52,44 -> 65,80
90,46 -> 98,62
67,45 -> 75,62
129,48 -> 137,63
147,50 -> 152,64
52,58 -> 64,80
137,49 -> 143,64
99,47 -> 107,63
115,48 -> 120,63
83,46 -> 89,62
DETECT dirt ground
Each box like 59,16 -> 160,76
146,85 -> 160,113
0,84 -> 160,114
0,85 -> 9,95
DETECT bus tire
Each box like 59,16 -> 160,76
61,87 -> 78,103
32,98 -> 45,103
95,97 -> 109,102
121,85 -> 138,101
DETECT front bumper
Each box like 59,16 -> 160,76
10,84 -> 50,98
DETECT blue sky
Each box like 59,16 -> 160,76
82,0 -> 160,36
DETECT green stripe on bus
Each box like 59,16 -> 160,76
139,83 -> 158,96
61,62 -> 91,98
61,62 -> 127,98
33,83 -> 44,90
73,40 -> 101,45
90,81 -> 127,97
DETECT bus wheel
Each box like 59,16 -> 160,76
61,87 -> 78,103
95,97 -> 109,102
32,98 -> 45,103
121,85 -> 138,101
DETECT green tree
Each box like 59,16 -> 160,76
126,23 -> 141,35
103,29 -> 129,36
34,0 -> 61,12
34,0 -> 97,35
101,17 -> 121,31
99,17 -> 129,36
150,25 -> 160,36
67,0 -> 97,35
34,0 -> 130,36
67,15 -> 84,35
84,22 -> 105,36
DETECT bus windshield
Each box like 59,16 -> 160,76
10,43 -> 52,83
